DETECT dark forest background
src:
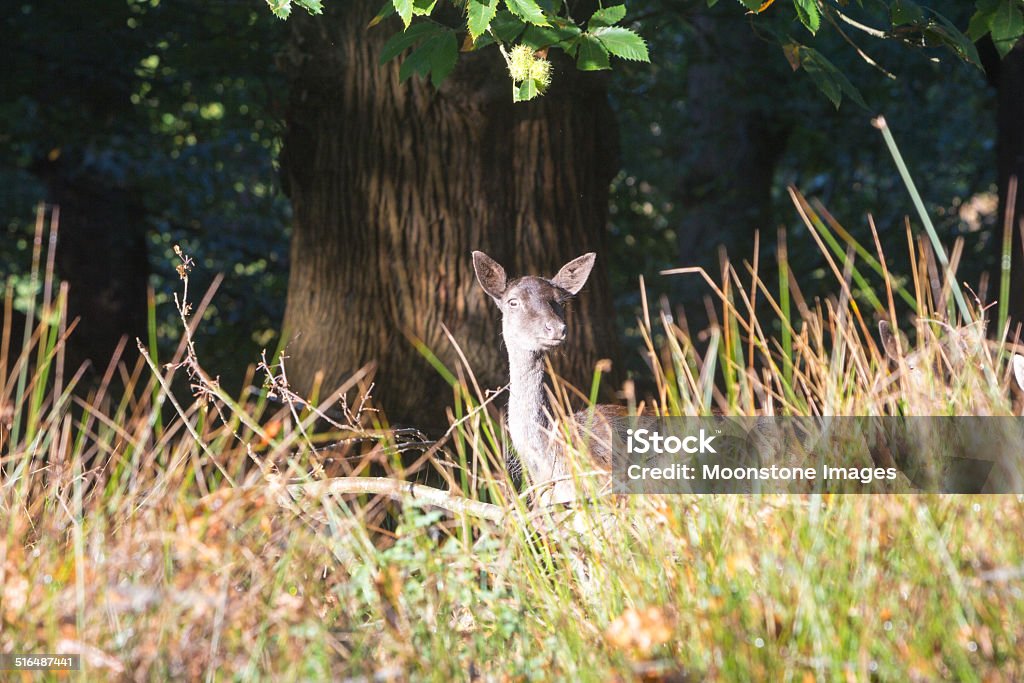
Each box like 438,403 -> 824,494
2,0 -> 1022,428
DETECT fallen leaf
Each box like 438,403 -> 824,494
605,606 -> 676,658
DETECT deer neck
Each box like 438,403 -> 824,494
506,345 -> 564,484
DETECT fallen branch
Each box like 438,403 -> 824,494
281,476 -> 506,522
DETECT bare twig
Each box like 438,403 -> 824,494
823,7 -> 895,79
831,6 -> 887,38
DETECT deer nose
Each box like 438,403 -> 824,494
545,321 -> 567,339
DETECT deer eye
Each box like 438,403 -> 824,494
507,298 -> 520,308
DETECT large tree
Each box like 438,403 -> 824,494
277,1 -> 626,428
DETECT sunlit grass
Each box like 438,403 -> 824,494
2,198 -> 1023,680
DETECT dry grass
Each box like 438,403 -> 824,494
2,195 -> 1024,681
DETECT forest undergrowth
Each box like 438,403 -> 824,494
3,181 -> 1024,680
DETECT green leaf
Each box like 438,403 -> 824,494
803,62 -> 840,108
467,0 -> 499,40
738,0 -> 762,10
588,5 -> 627,30
990,0 -> 1024,57
562,35 -> 580,57
577,34 -> 610,70
380,22 -> 445,64
469,32 -> 496,49
266,0 -> 292,20
505,0 -> 549,26
967,5 -> 997,40
512,78 -> 540,102
924,8 -> 982,65
521,22 -> 581,50
591,26 -> 649,61
394,0 -> 413,29
827,67 -> 867,110
412,0 -> 437,15
428,31 -> 459,86
491,10 -> 527,42
793,0 -> 820,34
799,46 -> 868,110
398,30 -> 458,87
891,0 -> 924,26
399,41 -> 432,81
707,0 -> 720,6
295,0 -> 323,14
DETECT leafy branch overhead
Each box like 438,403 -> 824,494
266,0 -> 323,21
388,0 -> 648,101
265,0 -> 1024,108
267,0 -> 649,102
731,0 -> 1024,109
969,0 -> 1024,57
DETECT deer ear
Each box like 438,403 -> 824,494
879,320 -> 902,361
552,253 -> 596,296
473,251 -> 508,301
1013,354 -> 1024,392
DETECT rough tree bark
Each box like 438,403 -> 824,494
278,2 -> 621,429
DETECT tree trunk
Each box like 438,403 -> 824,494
995,39 -> 1024,330
278,3 -> 620,429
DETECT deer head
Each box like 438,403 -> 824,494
473,251 -> 596,354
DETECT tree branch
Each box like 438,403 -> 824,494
282,476 -> 506,522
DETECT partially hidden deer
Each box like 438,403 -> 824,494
472,250 -> 1024,502
473,251 -> 638,505
873,319 -> 1024,491
877,319 -> 1024,412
